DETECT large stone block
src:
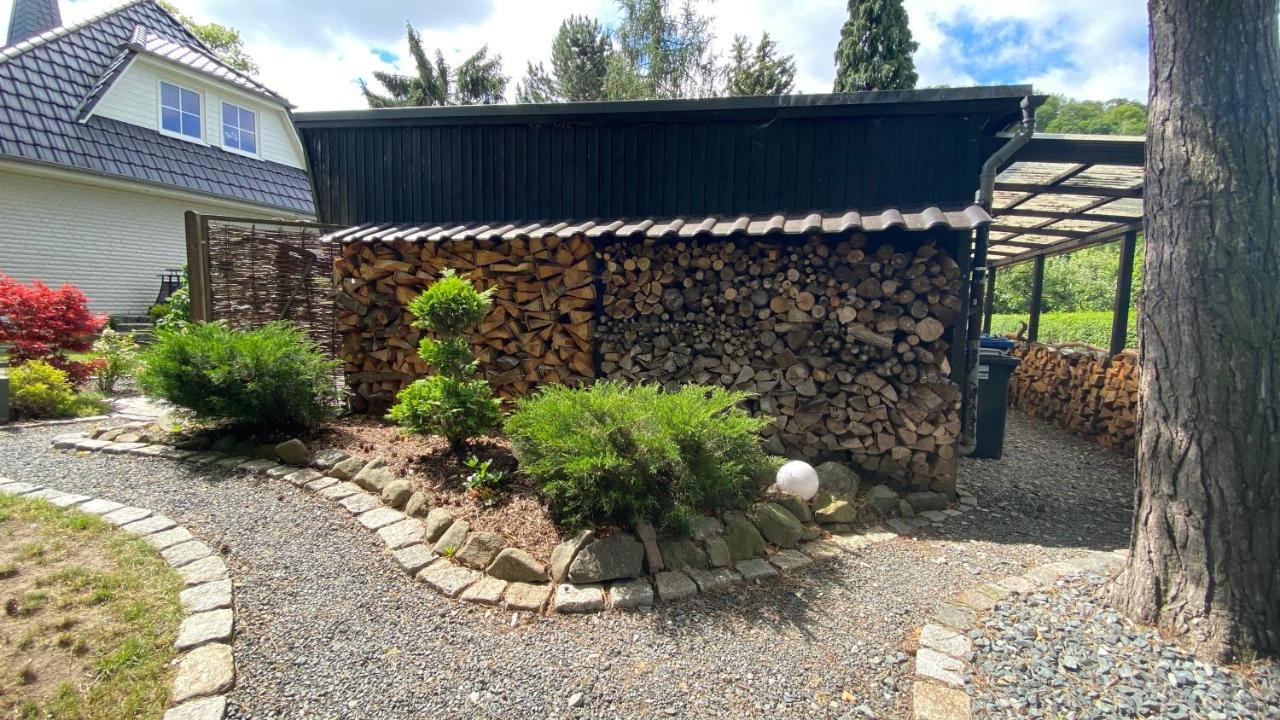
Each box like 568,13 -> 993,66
567,533 -> 644,584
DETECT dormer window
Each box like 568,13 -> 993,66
159,81 -> 201,139
221,102 -> 257,154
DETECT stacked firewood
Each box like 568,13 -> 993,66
332,234 -> 596,413
1008,343 -> 1138,454
596,233 -> 964,492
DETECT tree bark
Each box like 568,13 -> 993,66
1113,0 -> 1280,661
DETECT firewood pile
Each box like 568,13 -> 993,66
332,235 -> 596,413
1008,343 -> 1138,454
596,233 -> 964,492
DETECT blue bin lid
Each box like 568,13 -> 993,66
980,335 -> 1017,351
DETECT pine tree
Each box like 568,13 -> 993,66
516,15 -> 611,103
606,0 -> 720,100
832,0 -> 918,92
726,33 -> 796,96
361,23 -> 508,107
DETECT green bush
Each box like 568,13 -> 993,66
91,328 -> 140,393
137,322 -> 337,430
389,270 -> 500,451
9,360 -> 109,419
989,310 -> 1136,349
151,267 -> 191,331
505,382 -> 775,533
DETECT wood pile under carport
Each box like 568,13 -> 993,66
1008,343 -> 1138,454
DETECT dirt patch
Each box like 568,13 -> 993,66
0,495 -> 183,719
314,417 -> 566,562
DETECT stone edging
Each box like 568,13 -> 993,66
48,428 -> 982,615
909,549 -> 1128,720
0,477 -> 236,720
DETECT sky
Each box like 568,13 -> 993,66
8,0 -> 1149,112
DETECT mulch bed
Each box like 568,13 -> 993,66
313,417 -> 566,562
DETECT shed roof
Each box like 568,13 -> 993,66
320,205 -> 992,244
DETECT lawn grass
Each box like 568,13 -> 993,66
989,310 -> 1137,349
0,493 -> 184,719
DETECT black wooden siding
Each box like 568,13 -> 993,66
296,92 -> 1027,226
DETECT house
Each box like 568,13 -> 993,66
291,89 -> 1039,490
0,0 -> 315,316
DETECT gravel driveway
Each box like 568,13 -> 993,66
0,410 -> 1133,719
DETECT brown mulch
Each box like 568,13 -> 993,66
312,417 -> 566,562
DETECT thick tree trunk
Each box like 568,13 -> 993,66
1113,0 -> 1280,661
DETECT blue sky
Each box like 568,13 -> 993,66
23,0 -> 1150,111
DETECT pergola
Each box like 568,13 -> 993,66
979,133 -> 1145,355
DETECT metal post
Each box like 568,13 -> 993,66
982,266 -> 997,334
1028,255 -> 1045,343
183,211 -> 211,322
1109,230 -> 1138,355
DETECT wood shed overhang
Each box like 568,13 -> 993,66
982,133 -> 1145,267
319,205 -> 993,245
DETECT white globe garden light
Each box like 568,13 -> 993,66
775,460 -> 820,501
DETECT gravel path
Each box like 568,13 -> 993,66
970,573 -> 1280,719
0,410 -> 1133,719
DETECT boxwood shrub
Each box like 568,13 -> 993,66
137,321 -> 337,431
505,382 -> 775,533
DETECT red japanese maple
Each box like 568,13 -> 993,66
0,274 -> 107,385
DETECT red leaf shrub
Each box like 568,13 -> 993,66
0,274 -> 107,386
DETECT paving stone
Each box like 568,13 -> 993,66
932,602 -> 978,630
916,648 -> 966,688
392,544 -> 436,575
153,446 -> 196,460
310,447 -> 349,471
996,575 -> 1039,594
358,507 -> 405,531
180,579 -> 233,613
504,582 -> 552,611
919,623 -> 972,659
319,481 -> 361,500
132,444 -> 171,456
567,533 -> 644,583
554,582 -> 606,613
654,571 -> 698,601
121,514 -> 177,535
886,518 -> 915,535
305,476 -> 339,492
686,567 -> 739,593
51,434 -> 86,449
179,556 -> 229,586
354,459 -> 397,493
163,540 -> 215,568
78,498 -> 124,514
1023,561 -> 1078,585
265,464 -> 302,479
486,548 -> 547,582
213,456 -> 250,469
913,679 -> 972,720
0,481 -> 42,495
74,439 -> 112,451
170,643 -> 235,703
284,469 -> 324,487
101,442 -> 148,454
175,609 -> 234,650
799,539 -> 845,560
328,456 -> 366,481
609,578 -> 654,609
46,492 -> 92,508
417,558 -> 480,598
455,531 -> 505,569
907,516 -> 933,529
768,549 -> 813,572
236,458 -> 279,472
25,488 -> 69,502
183,452 -> 222,465
377,518 -> 425,549
460,576 -> 508,606
338,492 -> 380,515
274,438 -> 311,466
423,507 -> 456,543
432,519 -> 470,555
102,506 -> 151,526
954,587 -> 999,612
735,557 -> 780,581
147,526 -> 195,550
163,696 -> 227,720
920,510 -> 948,523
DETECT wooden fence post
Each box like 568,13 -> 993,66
1028,255 -> 1045,343
184,211 -> 211,322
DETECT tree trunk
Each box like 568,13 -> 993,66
1113,0 -> 1280,662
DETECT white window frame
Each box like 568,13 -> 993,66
220,101 -> 260,157
157,78 -> 204,144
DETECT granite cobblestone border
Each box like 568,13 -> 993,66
0,476 -> 237,720
909,549 -> 1128,720
48,425 -> 985,617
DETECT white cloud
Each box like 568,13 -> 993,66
13,0 -> 1148,111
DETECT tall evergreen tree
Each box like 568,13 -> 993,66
516,15 -> 612,103
832,0 -> 918,92
726,33 -> 796,96
361,23 -> 508,107
606,0 -> 720,100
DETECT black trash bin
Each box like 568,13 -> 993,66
971,348 -> 1021,459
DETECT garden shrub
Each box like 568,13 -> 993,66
91,328 -> 140,393
8,360 -> 108,418
137,321 -> 337,430
388,270 -> 501,451
150,266 -> 190,331
505,381 -> 775,533
0,274 -> 107,385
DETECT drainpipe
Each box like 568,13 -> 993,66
959,96 -> 1035,455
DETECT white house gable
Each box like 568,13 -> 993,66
92,55 -> 306,170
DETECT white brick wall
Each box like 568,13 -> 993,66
0,167 -> 299,316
